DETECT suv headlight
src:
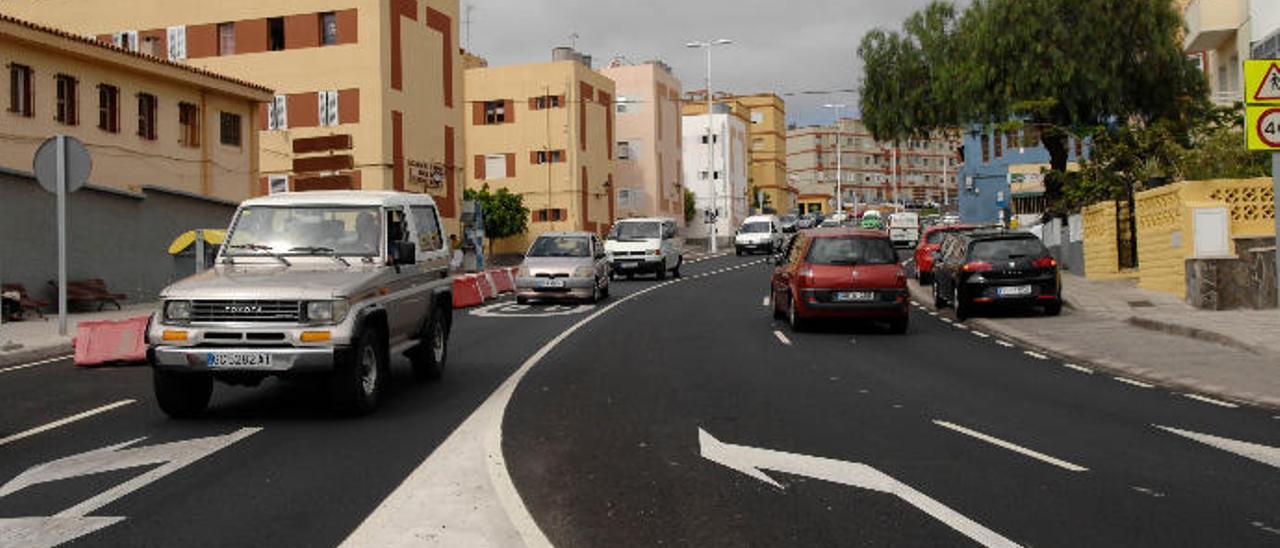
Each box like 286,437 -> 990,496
306,299 -> 350,324
164,300 -> 192,322
573,266 -> 595,277
518,265 -> 532,277
649,248 -> 663,256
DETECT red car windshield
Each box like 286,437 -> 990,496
806,237 -> 897,265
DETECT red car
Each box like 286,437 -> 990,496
770,228 -> 909,334
915,224 -> 980,285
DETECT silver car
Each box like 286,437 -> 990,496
515,232 -> 610,304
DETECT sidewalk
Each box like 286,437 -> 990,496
0,303 -> 156,367
908,275 -> 1280,409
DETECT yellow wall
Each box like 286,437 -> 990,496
737,94 -> 794,213
464,60 -> 616,254
1082,201 -> 1131,280
0,19 -> 268,203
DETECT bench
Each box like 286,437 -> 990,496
48,278 -> 127,311
2,283 -> 48,320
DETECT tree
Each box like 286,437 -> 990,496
463,185 -> 529,255
684,188 -> 697,222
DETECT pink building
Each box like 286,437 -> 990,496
598,61 -> 685,225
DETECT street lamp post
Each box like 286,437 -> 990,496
687,39 -> 732,253
822,104 -> 848,218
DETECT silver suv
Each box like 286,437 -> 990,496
147,191 -> 454,417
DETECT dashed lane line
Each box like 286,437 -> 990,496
773,330 -> 792,346
762,296 -> 771,307
1113,377 -> 1155,389
1181,393 -> 1240,409
995,340 -> 1015,348
971,331 -> 990,338
1061,363 -> 1095,374
934,420 -> 1089,473
0,399 -> 136,448
0,354 -> 75,374
1023,351 -> 1049,360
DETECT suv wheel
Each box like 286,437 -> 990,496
655,262 -> 668,280
953,286 -> 970,321
330,328 -> 385,415
154,369 -> 212,419
412,308 -> 448,381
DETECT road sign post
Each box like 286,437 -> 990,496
33,135 -> 91,336
1244,60 -> 1280,308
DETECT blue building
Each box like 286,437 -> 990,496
956,125 -> 1090,224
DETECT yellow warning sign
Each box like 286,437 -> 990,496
1245,60 -> 1280,105
1245,105 -> 1280,150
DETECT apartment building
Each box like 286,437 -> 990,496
786,119 -> 961,214
597,60 -> 684,224
464,49 -> 616,253
685,92 -> 795,214
4,0 -> 465,227
0,13 -> 271,202
682,103 -> 749,242
956,124 -> 1089,224
1181,0 -> 1280,105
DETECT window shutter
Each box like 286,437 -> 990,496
273,95 -> 288,129
474,155 -> 485,180
504,99 -> 515,124
23,69 -> 33,117
167,26 -> 187,60
317,92 -> 326,126
505,153 -> 515,178
530,151 -> 539,164
472,102 -> 484,126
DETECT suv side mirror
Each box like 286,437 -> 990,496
391,241 -> 417,265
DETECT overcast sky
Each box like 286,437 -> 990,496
464,0 -> 948,128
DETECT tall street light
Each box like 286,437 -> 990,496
687,38 -> 732,253
822,104 -> 848,217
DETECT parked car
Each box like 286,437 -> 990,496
779,214 -> 800,233
860,210 -> 885,230
148,191 -> 454,417
735,215 -> 786,255
770,228 -> 909,333
797,213 -> 822,229
604,217 -> 683,280
932,229 -> 1062,320
516,232 -> 611,304
914,224 -> 981,285
888,212 -> 920,248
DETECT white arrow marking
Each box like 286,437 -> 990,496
0,427 -> 260,548
773,330 -> 791,346
1156,425 -> 1280,470
697,428 -> 1021,548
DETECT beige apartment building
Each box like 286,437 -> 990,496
0,13 -> 271,202
464,49 -> 616,254
5,0 -> 465,227
597,60 -> 684,224
787,119 -> 961,214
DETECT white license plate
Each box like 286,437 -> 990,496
540,279 -> 566,288
835,291 -> 877,302
616,262 -> 636,269
997,285 -> 1033,297
208,352 -> 273,368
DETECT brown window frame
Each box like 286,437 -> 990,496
219,111 -> 242,147
55,74 -> 78,125
137,93 -> 158,141
178,102 -> 200,148
532,95 -> 562,110
267,17 -> 285,51
97,84 -> 120,133
482,100 -> 506,124
9,64 -> 34,117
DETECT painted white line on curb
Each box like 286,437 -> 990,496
0,399 -> 136,448
0,354 -> 75,374
995,340 -> 1015,348
773,330 -> 792,346
1113,377 -> 1154,389
934,420 -> 1088,472
1061,363 -> 1095,374
762,296 -> 771,307
1023,351 -> 1049,360
939,318 -> 953,324
928,312 -> 938,317
952,323 -> 969,330
1181,393 -> 1240,409
971,331 -> 990,338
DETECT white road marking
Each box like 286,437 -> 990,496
939,318 -> 953,324
762,296 -> 771,307
1180,393 -> 1240,408
0,354 -> 75,374
699,428 -> 1021,547
933,420 -> 1088,473
0,400 -> 136,448
928,311 -> 938,317
773,330 -> 792,346
952,323 -> 969,330
1113,377 -> 1154,388
1157,425 -> 1280,470
971,331 -> 990,338
1023,351 -> 1049,360
1061,363 -> 1095,374
995,340 -> 1015,348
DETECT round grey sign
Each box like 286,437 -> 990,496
33,135 -> 92,194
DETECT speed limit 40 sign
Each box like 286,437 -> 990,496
1245,106 -> 1280,150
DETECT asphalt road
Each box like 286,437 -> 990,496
2,251 -> 1279,547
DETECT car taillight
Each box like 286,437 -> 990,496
962,262 -> 993,272
798,267 -> 814,285
1033,257 -> 1057,269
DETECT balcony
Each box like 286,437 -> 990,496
1183,0 -> 1247,52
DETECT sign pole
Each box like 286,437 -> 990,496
57,135 -> 68,336
1274,152 -> 1279,308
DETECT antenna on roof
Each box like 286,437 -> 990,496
463,4 -> 475,50
569,32 -> 580,50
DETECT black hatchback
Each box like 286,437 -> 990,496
932,230 -> 1062,320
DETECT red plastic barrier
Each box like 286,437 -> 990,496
477,272 -> 498,300
452,275 -> 484,309
489,269 -> 515,293
74,316 -> 149,367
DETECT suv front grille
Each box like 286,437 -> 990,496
190,300 -> 302,323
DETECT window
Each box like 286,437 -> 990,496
268,95 -> 287,130
699,134 -> 718,144
410,205 -> 443,251
167,26 -> 187,61
533,95 -> 562,110
55,74 -> 78,125
752,138 -> 764,150
267,175 -> 289,194
980,134 -> 990,163
218,23 -> 236,55
320,12 -> 338,46
318,90 -> 339,126
483,100 -> 506,124
142,36 -> 163,57
113,31 -> 139,52
179,102 -> 200,147
484,154 -> 509,179
220,112 -> 242,146
615,96 -> 636,114
1074,136 -> 1084,158
268,17 -> 285,51
533,209 -> 565,222
533,150 -> 564,164
98,84 -> 119,133
617,140 -> 637,160
993,130 -> 1003,158
9,64 -> 33,117
751,112 -> 764,124
137,93 -> 157,140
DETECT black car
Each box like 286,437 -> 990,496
931,230 -> 1062,320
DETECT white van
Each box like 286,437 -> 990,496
734,215 -> 785,255
604,218 -> 683,279
888,212 -> 920,248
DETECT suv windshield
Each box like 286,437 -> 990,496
225,206 -> 381,257
806,237 -> 897,265
741,222 -> 772,234
609,222 -> 661,241
970,237 -> 1049,261
528,236 -> 591,258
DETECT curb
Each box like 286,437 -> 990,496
0,341 -> 73,368
1126,316 -> 1266,356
